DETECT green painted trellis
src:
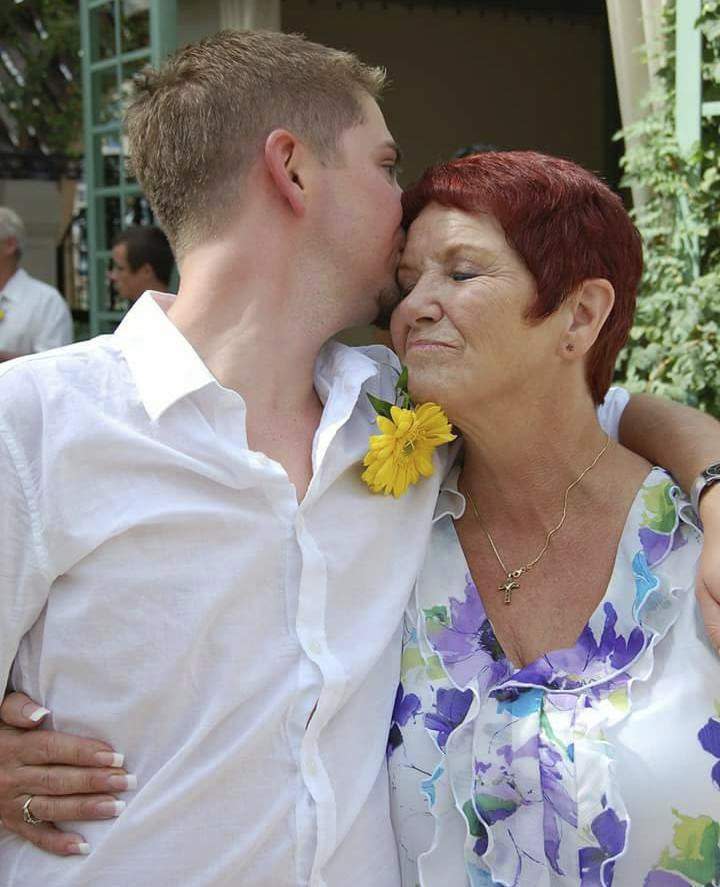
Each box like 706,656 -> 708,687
80,0 -> 176,336
675,0 -> 718,275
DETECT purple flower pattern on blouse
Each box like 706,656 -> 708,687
578,801 -> 628,887
421,574 -> 643,883
698,716 -> 720,791
423,578 -> 512,691
643,714 -> 720,885
510,602 -> 646,693
410,473 -> 696,886
387,681 -> 421,758
424,686 -> 473,751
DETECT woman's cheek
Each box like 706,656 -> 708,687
389,316 -> 405,356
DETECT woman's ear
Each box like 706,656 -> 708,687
561,278 -> 615,358
264,129 -> 306,217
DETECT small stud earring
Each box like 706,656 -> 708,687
566,343 -> 575,352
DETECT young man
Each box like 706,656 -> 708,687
0,30 -> 719,887
108,225 -> 175,304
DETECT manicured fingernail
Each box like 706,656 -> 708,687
95,752 -> 124,768
108,774 -> 137,791
95,800 -> 126,817
69,842 -> 91,855
23,704 -> 50,723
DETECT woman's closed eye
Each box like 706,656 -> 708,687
451,271 -> 478,282
383,161 -> 401,180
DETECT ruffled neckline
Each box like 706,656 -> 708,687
422,468 -> 696,698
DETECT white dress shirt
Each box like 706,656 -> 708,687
0,267 -> 73,355
0,292 -> 628,886
0,292 -> 447,887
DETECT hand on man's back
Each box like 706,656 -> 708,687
0,692 -> 132,856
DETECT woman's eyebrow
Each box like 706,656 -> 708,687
444,242 -> 497,263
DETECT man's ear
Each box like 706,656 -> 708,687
264,129 -> 307,217
560,278 -> 615,359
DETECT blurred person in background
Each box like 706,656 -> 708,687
0,207 -> 73,362
108,224 -> 175,304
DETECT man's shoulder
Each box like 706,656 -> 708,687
17,269 -> 65,303
0,336 -> 120,407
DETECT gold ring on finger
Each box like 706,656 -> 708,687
22,795 -> 43,826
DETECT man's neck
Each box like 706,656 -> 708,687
170,256 -> 335,420
166,226 -> 360,499
0,261 -> 19,293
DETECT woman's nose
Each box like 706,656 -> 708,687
402,283 -> 443,324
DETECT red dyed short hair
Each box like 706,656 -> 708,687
402,151 -> 643,404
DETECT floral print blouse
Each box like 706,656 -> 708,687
388,467 -> 720,887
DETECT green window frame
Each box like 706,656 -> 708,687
80,0 -> 177,335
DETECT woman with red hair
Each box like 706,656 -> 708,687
387,152 -> 716,886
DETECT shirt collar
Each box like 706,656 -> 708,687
114,291 -> 218,421
433,441 -> 467,522
115,292 -> 387,423
1,268 -> 28,303
313,340 -> 389,406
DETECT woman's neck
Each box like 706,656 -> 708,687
457,387 -> 611,532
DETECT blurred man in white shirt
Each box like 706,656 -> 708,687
0,207 -> 73,361
108,225 -> 175,304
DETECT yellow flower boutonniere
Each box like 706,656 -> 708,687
0,308 -> 5,322
362,366 -> 456,498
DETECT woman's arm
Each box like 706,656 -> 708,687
619,393 -> 720,651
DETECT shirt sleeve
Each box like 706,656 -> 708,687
32,292 -> 73,352
596,385 -> 630,441
0,418 -> 50,695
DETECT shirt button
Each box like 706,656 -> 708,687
309,640 -> 323,656
307,761 -> 318,777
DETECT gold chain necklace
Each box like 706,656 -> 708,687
463,434 -> 611,605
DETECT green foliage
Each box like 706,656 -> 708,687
0,0 -> 82,157
615,0 -> 720,414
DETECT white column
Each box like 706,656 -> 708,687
219,0 -> 280,30
606,0 -> 664,207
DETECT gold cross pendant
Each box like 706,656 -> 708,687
499,577 -> 519,604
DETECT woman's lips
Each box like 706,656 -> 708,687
406,339 -> 457,352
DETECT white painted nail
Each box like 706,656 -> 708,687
108,774 -> 137,791
95,751 -> 124,768
70,842 -> 91,855
24,704 -> 50,723
96,800 -> 126,817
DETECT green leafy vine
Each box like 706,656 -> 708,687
615,1 -> 720,415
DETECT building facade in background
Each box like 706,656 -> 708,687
3,0 -> 703,338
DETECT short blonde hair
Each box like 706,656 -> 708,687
126,30 -> 386,257
0,206 -> 25,257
